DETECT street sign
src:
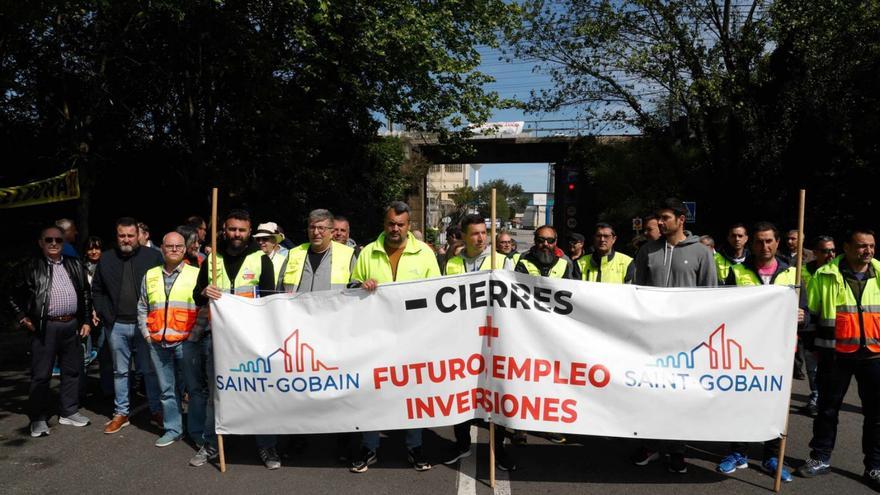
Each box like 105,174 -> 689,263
632,217 -> 643,231
566,218 -> 578,228
684,201 -> 696,223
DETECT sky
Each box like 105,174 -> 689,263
466,46 -> 570,193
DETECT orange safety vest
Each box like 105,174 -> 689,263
144,264 -> 200,343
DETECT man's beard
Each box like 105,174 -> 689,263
119,244 -> 133,253
534,249 -> 556,265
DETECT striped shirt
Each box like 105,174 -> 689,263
47,258 -> 78,317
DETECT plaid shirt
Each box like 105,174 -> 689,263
47,258 -> 78,317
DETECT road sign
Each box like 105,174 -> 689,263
632,217 -> 643,231
684,201 -> 696,223
566,218 -> 578,228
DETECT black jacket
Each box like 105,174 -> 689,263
5,255 -> 93,332
91,246 -> 163,328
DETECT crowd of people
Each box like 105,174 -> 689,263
4,198 -> 879,491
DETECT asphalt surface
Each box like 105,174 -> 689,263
1,345 -> 877,495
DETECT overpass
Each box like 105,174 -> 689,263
397,131 -> 634,164
392,125 -> 637,235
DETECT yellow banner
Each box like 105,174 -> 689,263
0,169 -> 80,209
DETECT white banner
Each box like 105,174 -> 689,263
212,270 -> 796,442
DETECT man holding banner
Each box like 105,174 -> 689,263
281,209 -> 357,461
798,228 -> 880,490
441,214 -> 515,470
349,201 -> 440,473
717,222 -> 808,482
189,209 -> 275,468
632,198 -> 717,474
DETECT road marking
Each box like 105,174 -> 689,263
456,425 -> 478,495
494,468 -> 511,495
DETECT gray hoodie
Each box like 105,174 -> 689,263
634,232 -> 717,287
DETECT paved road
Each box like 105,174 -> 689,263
1,357 -> 876,495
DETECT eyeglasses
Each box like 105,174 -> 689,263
43,237 -> 63,244
535,236 -> 557,244
818,248 -> 836,254
256,237 -> 273,243
164,245 -> 186,251
308,225 -> 331,233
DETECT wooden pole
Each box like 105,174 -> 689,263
774,189 -> 806,492
489,188 -> 497,488
210,187 -> 227,474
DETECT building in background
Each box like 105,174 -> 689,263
426,163 -> 471,228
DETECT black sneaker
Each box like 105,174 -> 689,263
668,453 -> 688,474
497,448 -> 518,471
408,446 -> 432,472
864,468 -> 880,491
258,447 -> 281,470
442,445 -> 472,465
631,447 -> 660,466
350,447 -> 377,473
797,457 -> 830,477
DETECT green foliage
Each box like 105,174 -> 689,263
450,179 -> 528,221
508,1 -> 880,233
0,0 -> 516,241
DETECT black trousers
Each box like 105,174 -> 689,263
29,319 -> 80,420
810,352 -> 880,470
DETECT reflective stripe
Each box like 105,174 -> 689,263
819,319 -> 836,328
814,338 -> 836,349
836,305 -> 880,314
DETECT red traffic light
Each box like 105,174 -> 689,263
568,183 -> 575,191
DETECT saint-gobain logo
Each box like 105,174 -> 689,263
231,328 -> 338,374
647,324 -> 764,371
218,328 -> 359,394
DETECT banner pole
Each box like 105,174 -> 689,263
774,189 -> 805,492
489,188 -> 497,488
210,187 -> 227,474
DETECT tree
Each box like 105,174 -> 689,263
450,179 -> 528,222
507,1 -> 880,232
0,1 -> 517,247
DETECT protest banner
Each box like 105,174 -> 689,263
0,169 -> 80,209
211,270 -> 796,442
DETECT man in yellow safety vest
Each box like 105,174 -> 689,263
349,201 -> 440,474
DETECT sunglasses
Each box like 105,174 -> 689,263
43,237 -> 63,244
818,248 -> 835,254
535,236 -> 557,244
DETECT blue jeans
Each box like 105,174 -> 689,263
182,335 -> 216,448
108,322 -> 160,416
148,343 -> 184,437
362,429 -> 422,452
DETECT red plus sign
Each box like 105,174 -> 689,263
479,316 -> 499,347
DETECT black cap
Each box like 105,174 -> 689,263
568,233 -> 585,243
